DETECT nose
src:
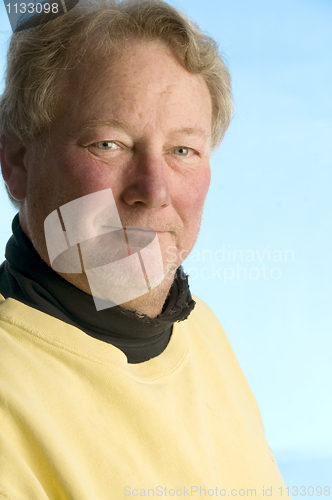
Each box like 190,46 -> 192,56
122,152 -> 171,209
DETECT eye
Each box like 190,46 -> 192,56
96,141 -> 120,150
173,146 -> 193,157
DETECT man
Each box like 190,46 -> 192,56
0,0 -> 285,497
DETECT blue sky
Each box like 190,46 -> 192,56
0,0 -> 331,491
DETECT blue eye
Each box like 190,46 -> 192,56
174,146 -> 190,156
97,141 -> 117,150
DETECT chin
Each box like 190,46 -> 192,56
80,250 -> 175,311
118,274 -> 176,318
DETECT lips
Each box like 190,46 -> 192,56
123,227 -> 157,255
105,226 -> 163,233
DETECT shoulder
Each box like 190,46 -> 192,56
187,294 -> 229,347
191,294 -> 221,323
185,294 -> 265,428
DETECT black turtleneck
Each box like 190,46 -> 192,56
0,214 -> 195,363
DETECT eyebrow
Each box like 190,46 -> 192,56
169,127 -> 210,139
78,119 -> 129,136
78,120 -> 209,140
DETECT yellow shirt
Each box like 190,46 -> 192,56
0,294 -> 285,499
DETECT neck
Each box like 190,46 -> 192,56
119,271 -> 176,318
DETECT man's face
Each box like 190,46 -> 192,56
21,41 -> 212,305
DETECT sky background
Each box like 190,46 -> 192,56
0,0 -> 331,493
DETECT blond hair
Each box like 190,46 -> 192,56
0,0 -> 233,206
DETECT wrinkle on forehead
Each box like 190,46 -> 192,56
56,40 -> 212,141
73,40 -> 205,97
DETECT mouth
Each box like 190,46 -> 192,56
124,226 -> 156,233
105,226 -> 163,233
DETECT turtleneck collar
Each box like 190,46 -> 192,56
0,214 -> 195,362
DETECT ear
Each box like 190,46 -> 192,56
0,136 -> 28,201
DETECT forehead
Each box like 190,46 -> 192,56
63,41 -> 212,126
73,40 -> 206,90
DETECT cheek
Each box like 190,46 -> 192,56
195,167 -> 211,206
177,166 -> 211,223
52,151 -> 110,199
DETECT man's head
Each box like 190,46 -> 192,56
0,0 -> 233,316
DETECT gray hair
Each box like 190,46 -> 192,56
0,0 -> 233,207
